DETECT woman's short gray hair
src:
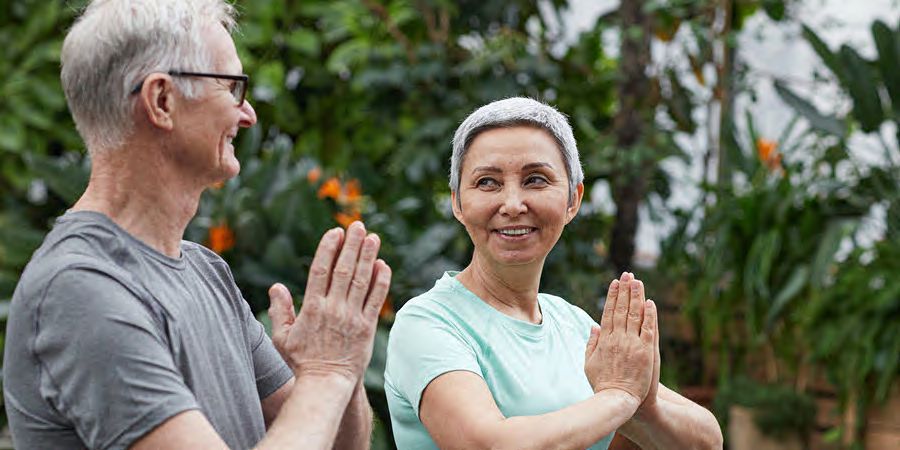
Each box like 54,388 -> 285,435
449,97 -> 584,207
61,0 -> 236,152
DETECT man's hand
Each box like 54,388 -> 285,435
584,272 -> 656,406
268,222 -> 391,383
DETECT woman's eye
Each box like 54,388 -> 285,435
525,175 -> 548,186
476,178 -> 499,188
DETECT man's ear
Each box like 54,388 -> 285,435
138,73 -> 176,131
565,182 -> 584,224
451,191 -> 464,224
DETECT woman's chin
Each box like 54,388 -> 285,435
489,251 -> 544,267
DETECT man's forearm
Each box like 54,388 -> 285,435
620,393 -> 723,450
255,373 -> 356,450
332,381 -> 372,450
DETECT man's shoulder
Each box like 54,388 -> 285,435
20,214 -> 127,288
180,240 -> 228,266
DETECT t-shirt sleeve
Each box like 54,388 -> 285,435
386,301 -> 482,418
33,268 -> 199,449
243,300 -> 293,400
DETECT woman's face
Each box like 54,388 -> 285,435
452,126 -> 583,269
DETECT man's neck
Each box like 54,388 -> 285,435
456,255 -> 545,324
72,143 -> 205,258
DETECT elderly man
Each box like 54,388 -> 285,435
2,1 -> 389,449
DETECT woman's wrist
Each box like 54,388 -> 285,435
594,388 -> 641,421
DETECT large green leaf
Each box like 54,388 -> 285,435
773,80 -> 845,138
764,264 -> 809,334
802,24 -> 845,85
871,20 -> 900,117
809,219 -> 855,289
839,44 -> 886,132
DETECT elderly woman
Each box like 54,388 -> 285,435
384,97 -> 722,449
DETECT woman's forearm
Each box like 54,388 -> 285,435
486,389 -> 639,450
620,390 -> 723,450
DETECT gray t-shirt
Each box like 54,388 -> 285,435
3,211 -> 293,449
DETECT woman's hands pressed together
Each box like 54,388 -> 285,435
584,272 -> 658,412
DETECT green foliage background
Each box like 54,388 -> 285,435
0,0 -> 898,448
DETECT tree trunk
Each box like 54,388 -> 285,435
609,0 -> 653,273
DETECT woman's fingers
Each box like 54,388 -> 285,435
612,272 -> 632,332
626,279 -> 646,335
599,280 -> 618,333
641,299 -> 657,345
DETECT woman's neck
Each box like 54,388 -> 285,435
456,254 -> 544,324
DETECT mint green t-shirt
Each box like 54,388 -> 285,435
384,272 -> 615,449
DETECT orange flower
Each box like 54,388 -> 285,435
343,179 -> 362,202
379,295 -> 395,322
756,138 -> 782,171
209,180 -> 225,189
208,223 -> 235,254
307,167 -> 321,185
317,177 -> 341,200
334,210 -> 362,228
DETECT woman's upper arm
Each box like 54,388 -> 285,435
419,370 -> 506,450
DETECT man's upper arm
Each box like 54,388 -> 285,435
130,410 -> 228,450
35,268 -> 199,449
260,376 -> 294,427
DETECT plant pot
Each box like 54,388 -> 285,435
865,387 -> 900,450
608,433 -> 641,450
681,385 -> 717,410
728,405 -> 804,450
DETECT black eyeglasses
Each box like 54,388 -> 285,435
131,70 -> 249,106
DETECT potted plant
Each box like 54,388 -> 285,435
716,377 -> 816,450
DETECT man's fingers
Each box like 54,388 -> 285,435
363,259 -> 392,320
585,325 -> 601,360
305,228 -> 344,301
626,279 -> 646,335
641,299 -> 657,345
347,233 -> 381,310
268,283 -> 295,332
612,272 -> 632,332
328,222 -> 367,299
600,279 -> 618,333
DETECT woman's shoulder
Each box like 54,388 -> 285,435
396,273 -> 468,321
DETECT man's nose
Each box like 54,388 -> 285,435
238,100 -> 257,128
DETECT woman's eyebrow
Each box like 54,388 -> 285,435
471,166 -> 502,174
521,162 -> 553,171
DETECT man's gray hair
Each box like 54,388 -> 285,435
61,0 -> 236,152
449,97 -> 584,207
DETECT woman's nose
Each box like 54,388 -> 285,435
499,186 -> 528,217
